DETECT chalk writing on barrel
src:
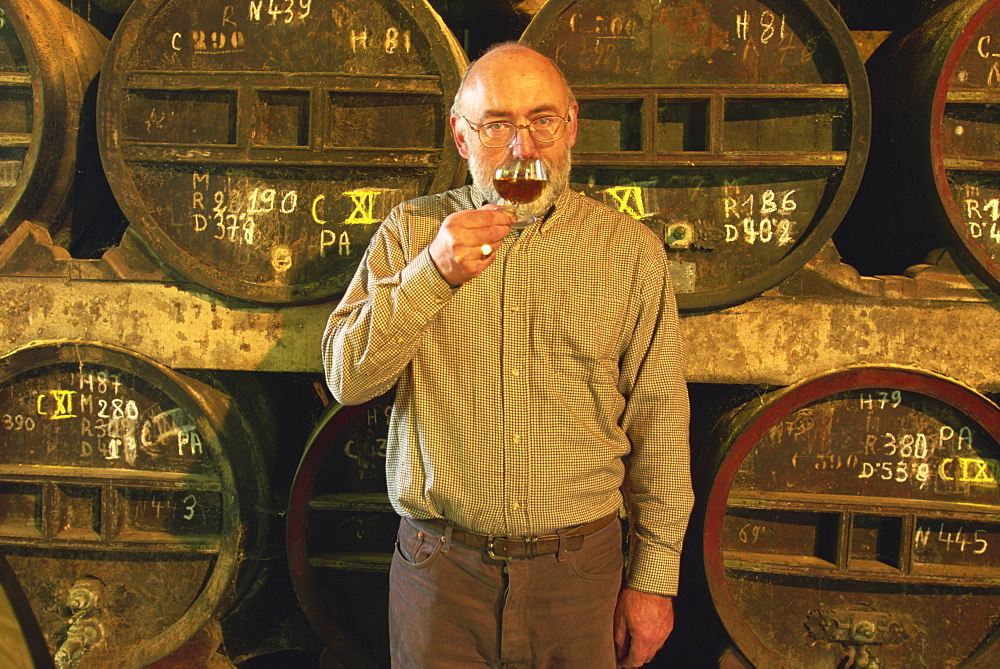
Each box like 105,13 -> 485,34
602,186 -> 651,221
2,414 -> 35,431
36,390 -> 77,420
722,189 -> 796,245
915,523 -> 989,555
140,408 -> 204,458
964,197 -> 1000,245
858,390 -> 902,409
342,189 -> 382,225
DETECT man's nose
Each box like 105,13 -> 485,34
509,125 -> 538,159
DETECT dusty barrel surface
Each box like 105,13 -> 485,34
521,0 -> 870,311
0,341 -> 272,667
842,0 -> 1000,286
697,366 -> 1000,668
0,0 -> 107,247
97,0 -> 467,304
286,390 -> 395,668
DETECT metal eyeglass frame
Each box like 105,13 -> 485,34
462,113 -> 572,148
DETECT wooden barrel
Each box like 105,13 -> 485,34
695,365 -> 1000,667
0,0 -> 107,248
520,0 -> 870,311
836,0 -> 1000,286
0,341 -> 273,667
286,390 -> 395,668
97,0 -> 467,304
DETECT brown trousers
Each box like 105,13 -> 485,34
388,516 -> 623,668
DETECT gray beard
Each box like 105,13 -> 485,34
468,148 -> 572,218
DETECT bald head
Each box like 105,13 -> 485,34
451,43 -> 575,118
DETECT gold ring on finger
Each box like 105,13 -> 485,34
481,243 -> 493,258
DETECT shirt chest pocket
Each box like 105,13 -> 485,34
536,285 -> 621,380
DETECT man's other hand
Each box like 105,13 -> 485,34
613,588 -> 675,668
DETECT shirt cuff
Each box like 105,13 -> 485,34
625,543 -> 682,597
397,246 -> 458,309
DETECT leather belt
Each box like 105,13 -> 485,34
414,512 -> 618,560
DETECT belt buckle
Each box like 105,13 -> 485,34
486,534 -> 540,560
486,534 -> 512,560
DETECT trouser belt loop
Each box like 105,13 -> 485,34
442,524 -> 453,554
556,528 -> 569,562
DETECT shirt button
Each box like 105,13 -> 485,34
511,501 -> 521,511
512,434 -> 521,444
511,369 -> 520,377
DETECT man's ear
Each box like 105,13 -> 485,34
565,100 -> 580,149
450,114 -> 471,159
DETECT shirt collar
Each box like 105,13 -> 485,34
538,188 -> 571,233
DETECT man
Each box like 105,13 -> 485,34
323,42 -> 693,668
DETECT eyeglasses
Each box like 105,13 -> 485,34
463,114 -> 572,148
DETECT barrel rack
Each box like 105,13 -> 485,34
1,224 -> 997,391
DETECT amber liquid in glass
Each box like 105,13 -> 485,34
494,176 -> 546,204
